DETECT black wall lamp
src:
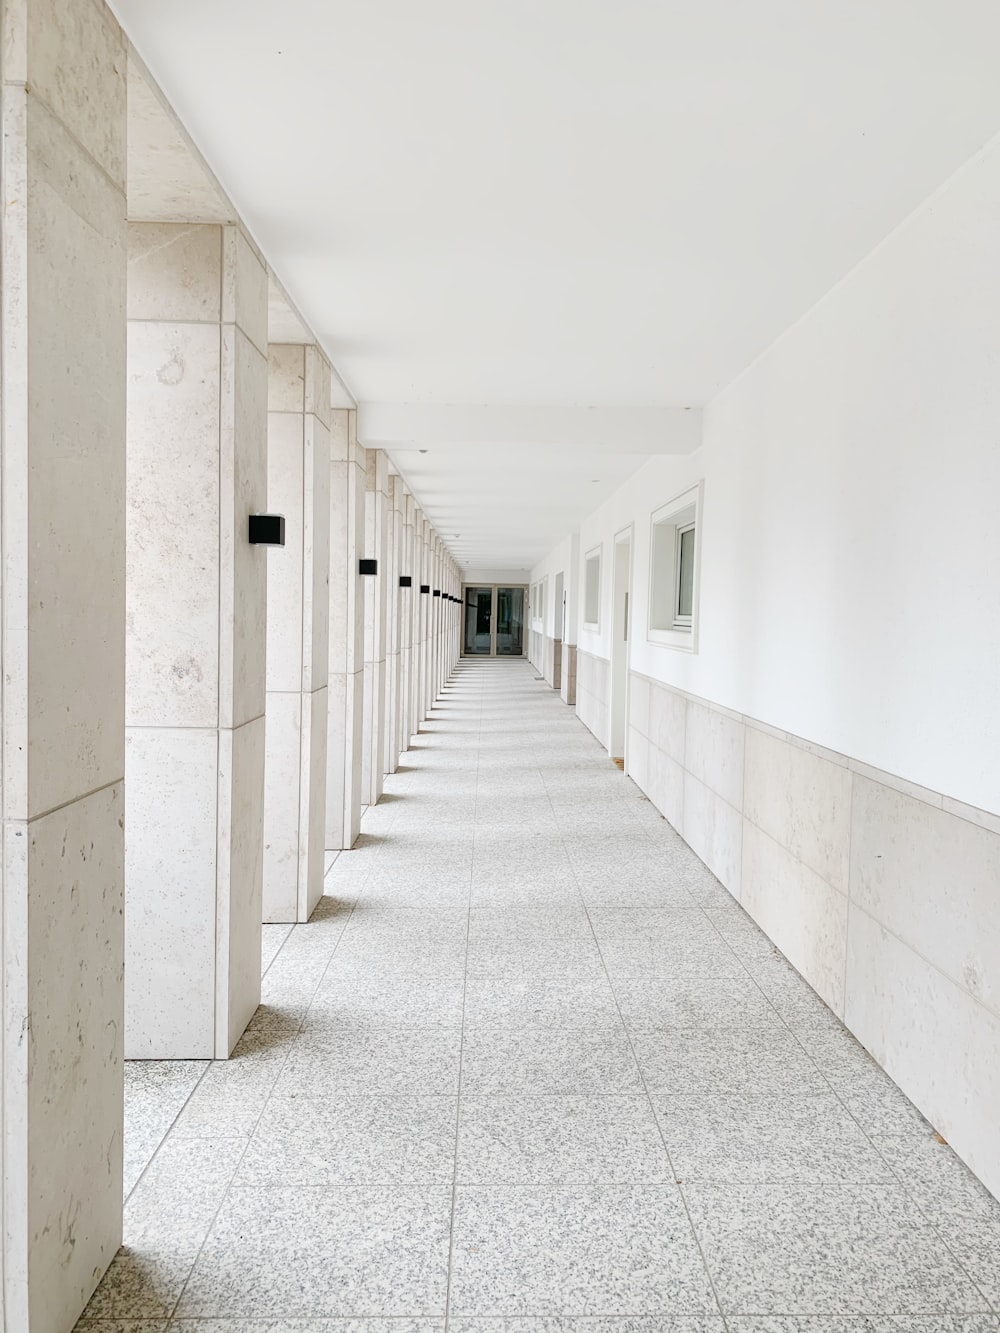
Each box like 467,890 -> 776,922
400,576 -> 412,588
433,589 -> 441,597
249,514 -> 285,545
420,584 -> 430,594
359,559 -> 378,576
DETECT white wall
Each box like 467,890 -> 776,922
565,130 -> 1000,816
533,129 -> 1000,1201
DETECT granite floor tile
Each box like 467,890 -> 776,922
653,1094 -> 898,1183
273,1026 -> 463,1096
463,977 -> 623,1030
461,1028 -> 644,1095
449,1322 -> 727,1333
632,1024 -> 828,1095
168,1322 -> 445,1333
450,1185 -> 719,1315
80,1251 -> 195,1321
123,1060 -> 209,1197
175,1187 -> 452,1316
235,1095 -> 457,1186
306,973 -> 466,1026
597,936 -> 747,979
684,1183 -> 990,1314
724,1321 -> 1000,1332
612,973 -> 778,1031
457,1095 -> 672,1184
97,662 -> 999,1333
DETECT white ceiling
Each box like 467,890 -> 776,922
113,0 -> 1000,569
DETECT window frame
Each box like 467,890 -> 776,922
647,482 -> 703,652
583,545 -> 602,630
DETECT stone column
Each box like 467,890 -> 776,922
419,517 -> 432,725
361,448 -> 388,805
383,473 -> 404,775
263,345 -> 331,922
0,5 -> 127,1324
126,221 -> 267,1060
326,412 -> 365,849
398,492 -> 416,751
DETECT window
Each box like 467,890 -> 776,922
648,483 -> 702,650
584,547 -> 601,627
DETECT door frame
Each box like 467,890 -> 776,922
461,583 -> 528,658
609,525 -> 633,762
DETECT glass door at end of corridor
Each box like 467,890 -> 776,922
495,586 -> 524,655
462,584 -> 526,657
463,587 -> 493,655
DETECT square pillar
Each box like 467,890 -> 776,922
326,412 -> 365,849
361,448 -> 389,805
383,473 -> 404,775
400,492 -> 417,749
125,221 -> 267,1058
0,2 -> 127,1325
263,345 -> 331,921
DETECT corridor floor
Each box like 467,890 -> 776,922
80,658 -> 1000,1329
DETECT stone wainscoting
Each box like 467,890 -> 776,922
625,669 -> 1000,1200
576,649 -> 609,746
561,643 -> 578,706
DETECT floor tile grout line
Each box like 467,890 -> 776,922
443,661 -> 484,1331
122,1059 -> 215,1208
537,664 -> 734,1329
163,795 -> 382,1322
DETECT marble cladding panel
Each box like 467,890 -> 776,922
629,669 -> 1000,1205
126,319 -> 220,729
629,673 -> 650,736
124,727 -> 218,1058
25,783 -> 124,1332
349,452 -> 368,670
24,0 -> 126,187
328,455 -> 352,676
303,686 -> 329,917
645,743 -> 685,831
266,343 -> 304,412
265,411 -> 305,692
325,671 -> 350,849
744,724 -> 853,894
26,98 -> 126,816
225,225 -> 268,355
846,906 -> 1000,1200
219,714 -> 265,1055
305,345 -> 332,428
345,667 -> 365,847
262,691 -> 303,923
647,677 -> 687,765
560,643 -> 577,706
685,697 -> 745,810
127,222 -> 222,323
224,325 -> 268,730
307,414 -> 332,690
682,771 -> 743,897
326,670 -> 363,851
741,821 -> 848,1014
851,776 -> 1000,1018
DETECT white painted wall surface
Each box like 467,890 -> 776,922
562,131 -> 1000,817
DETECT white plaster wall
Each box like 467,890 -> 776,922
567,132 -> 1000,817
533,133 -> 1000,1201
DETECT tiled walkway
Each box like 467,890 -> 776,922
81,658 -> 1000,1328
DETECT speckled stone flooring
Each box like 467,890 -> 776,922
77,658 -> 1000,1330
